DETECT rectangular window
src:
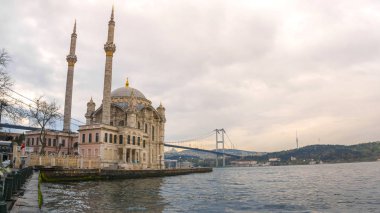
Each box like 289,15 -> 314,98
145,124 -> 148,133
114,135 -> 117,144
127,135 -> 130,144
32,138 -> 34,146
105,133 -> 108,142
53,139 -> 56,147
109,134 -> 113,143
143,140 -> 146,148
119,135 -> 123,144
48,138 -> 51,147
152,126 -> 155,141
82,134 -> 85,143
95,133 -> 99,142
138,137 -> 140,146
132,136 -> 135,145
89,133 -> 92,143
62,139 -> 66,147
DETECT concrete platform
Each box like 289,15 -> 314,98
10,171 -> 41,213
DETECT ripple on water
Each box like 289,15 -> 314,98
42,161 -> 380,212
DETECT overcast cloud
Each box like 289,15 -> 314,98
1,0 -> 380,152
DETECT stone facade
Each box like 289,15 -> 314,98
80,84 -> 166,169
24,130 -> 78,155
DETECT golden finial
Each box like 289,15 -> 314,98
125,78 -> 129,87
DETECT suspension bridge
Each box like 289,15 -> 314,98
164,129 -> 239,167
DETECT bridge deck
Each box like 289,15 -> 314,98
164,143 -> 239,157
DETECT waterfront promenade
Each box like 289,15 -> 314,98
10,171 -> 40,213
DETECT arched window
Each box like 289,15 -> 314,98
127,135 -> 130,144
132,136 -> 136,145
145,124 -> 148,133
138,122 -> 141,129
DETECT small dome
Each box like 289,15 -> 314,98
111,87 -> 146,99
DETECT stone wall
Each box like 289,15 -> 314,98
39,167 -> 213,182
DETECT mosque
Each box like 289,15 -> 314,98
25,6 -> 166,170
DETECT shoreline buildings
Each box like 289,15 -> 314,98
25,6 -> 166,169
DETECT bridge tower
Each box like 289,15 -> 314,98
215,129 -> 225,167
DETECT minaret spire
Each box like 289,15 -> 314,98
63,20 -> 78,132
73,19 -> 76,33
111,5 -> 114,21
101,6 -> 116,125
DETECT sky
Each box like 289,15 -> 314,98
1,0 -> 380,152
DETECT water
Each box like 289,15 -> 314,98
41,161 -> 380,212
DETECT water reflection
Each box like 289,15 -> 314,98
42,178 -> 165,213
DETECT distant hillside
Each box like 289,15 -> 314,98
246,141 -> 380,163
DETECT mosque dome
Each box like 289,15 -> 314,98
111,87 -> 146,99
110,78 -> 146,99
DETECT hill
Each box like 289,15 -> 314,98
246,141 -> 380,164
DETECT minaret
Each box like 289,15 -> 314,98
63,20 -> 78,132
296,131 -> 299,149
101,5 -> 116,125
85,97 -> 95,125
127,81 -> 137,128
157,102 -> 166,123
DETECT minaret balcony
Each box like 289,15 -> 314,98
66,54 -> 77,64
104,42 -> 116,53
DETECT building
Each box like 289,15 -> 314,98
78,7 -> 166,170
24,6 -> 166,170
25,130 -> 78,155
230,160 -> 257,167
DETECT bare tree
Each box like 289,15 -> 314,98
0,49 -> 25,124
0,49 -> 12,95
28,97 -> 61,154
